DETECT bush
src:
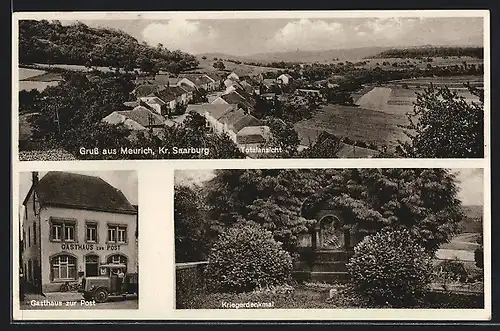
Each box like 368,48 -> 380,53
204,222 -> 293,293
436,259 -> 468,283
346,228 -> 433,307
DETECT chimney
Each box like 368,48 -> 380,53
32,172 -> 39,187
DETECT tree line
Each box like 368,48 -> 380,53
371,46 -> 483,59
19,20 -> 199,74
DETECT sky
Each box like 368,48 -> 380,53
175,168 -> 484,206
61,16 -> 484,56
19,170 -> 138,207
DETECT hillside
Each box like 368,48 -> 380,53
198,46 -> 392,64
19,20 -> 198,74
460,205 -> 483,233
370,46 -> 483,59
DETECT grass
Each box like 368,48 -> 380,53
294,104 -> 409,149
181,283 -> 484,309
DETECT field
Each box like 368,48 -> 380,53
294,104 -> 409,150
19,67 -> 62,92
194,56 -> 282,75
19,68 -> 46,80
353,75 -> 483,116
19,81 -> 60,92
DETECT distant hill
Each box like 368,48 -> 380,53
19,20 -> 198,74
370,46 -> 483,59
460,204 -> 483,233
198,46 -> 393,64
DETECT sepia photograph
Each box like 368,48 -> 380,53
18,170 -> 139,310
174,168 -> 485,309
14,12 -> 487,160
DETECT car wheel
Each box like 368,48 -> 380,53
93,288 -> 109,303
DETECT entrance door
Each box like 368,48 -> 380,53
85,255 -> 99,276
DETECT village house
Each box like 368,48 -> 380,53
102,105 -> 168,141
153,85 -> 193,111
178,73 -> 217,91
211,90 -> 255,113
277,73 -> 293,85
138,96 -> 166,114
22,171 -> 138,293
186,103 -> 270,148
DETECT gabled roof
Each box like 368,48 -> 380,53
279,73 -> 293,79
229,114 -> 262,133
186,103 -> 238,120
115,106 -> 166,127
178,74 -> 213,87
236,126 -> 270,144
139,96 -> 166,106
133,84 -> 164,98
154,86 -> 187,102
179,83 -> 196,93
23,172 -> 137,214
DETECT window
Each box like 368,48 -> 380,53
86,223 -> 98,243
118,228 -> 127,243
107,227 -> 116,243
50,220 -> 76,242
33,222 -> 36,245
23,231 -> 26,250
107,254 -> 127,266
27,227 -> 31,247
50,255 -> 77,281
107,225 -> 127,243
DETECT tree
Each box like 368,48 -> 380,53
213,60 -> 225,71
206,168 -> 464,254
397,85 -> 484,158
264,117 -> 300,158
298,131 -> 342,158
174,185 -> 209,262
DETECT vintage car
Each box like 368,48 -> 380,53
81,264 -> 138,303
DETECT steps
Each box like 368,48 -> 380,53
292,249 -> 353,283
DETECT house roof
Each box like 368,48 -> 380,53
115,106 -> 166,127
263,79 -> 276,86
156,76 -> 181,86
229,114 -> 262,133
133,84 -> 164,98
179,83 -> 196,93
178,74 -> 213,87
204,72 -> 223,81
139,96 -> 166,106
154,86 -> 186,102
123,101 -> 139,108
236,126 -> 270,144
279,73 -> 293,79
186,103 -> 238,120
23,171 -> 137,214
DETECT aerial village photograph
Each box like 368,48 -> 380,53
16,14 -> 485,160
174,168 -> 485,309
18,170 -> 139,310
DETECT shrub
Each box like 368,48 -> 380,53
436,259 -> 468,283
204,222 -> 293,293
346,228 -> 433,307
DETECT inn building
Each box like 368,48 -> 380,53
21,171 -> 138,293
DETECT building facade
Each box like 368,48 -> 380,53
22,172 -> 138,293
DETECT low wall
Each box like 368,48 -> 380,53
175,261 -> 208,309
